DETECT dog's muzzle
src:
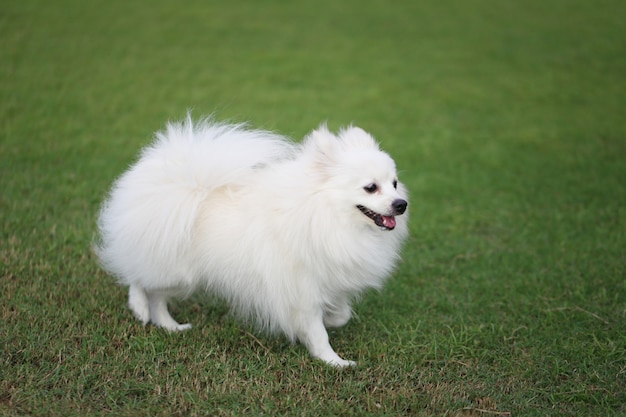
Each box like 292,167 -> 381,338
357,198 -> 407,230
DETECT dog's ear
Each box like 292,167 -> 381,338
304,124 -> 339,160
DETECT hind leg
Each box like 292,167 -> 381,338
294,306 -> 356,367
147,291 -> 192,331
128,285 -> 191,331
128,285 -> 150,325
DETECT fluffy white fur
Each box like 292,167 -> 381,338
96,117 -> 409,366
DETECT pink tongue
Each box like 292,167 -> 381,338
382,216 -> 396,229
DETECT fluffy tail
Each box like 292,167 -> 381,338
145,116 -> 295,190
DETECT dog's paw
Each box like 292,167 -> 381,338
176,323 -> 193,331
316,351 -> 357,367
326,358 -> 357,368
161,322 -> 193,332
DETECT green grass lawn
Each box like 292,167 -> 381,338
2,0 -> 625,415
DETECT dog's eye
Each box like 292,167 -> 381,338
364,183 -> 377,193
393,179 -> 398,189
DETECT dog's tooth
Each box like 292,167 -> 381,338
382,216 -> 396,229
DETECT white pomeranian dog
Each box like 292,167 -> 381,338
96,116 -> 408,367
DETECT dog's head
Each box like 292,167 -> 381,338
303,125 -> 408,231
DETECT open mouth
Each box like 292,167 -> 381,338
356,205 -> 396,230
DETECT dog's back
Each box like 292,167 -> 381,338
96,118 -> 293,289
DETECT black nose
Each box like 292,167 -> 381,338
392,199 -> 407,215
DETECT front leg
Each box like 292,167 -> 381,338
296,309 -> 356,367
323,302 -> 352,328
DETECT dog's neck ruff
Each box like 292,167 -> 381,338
356,205 -> 396,230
